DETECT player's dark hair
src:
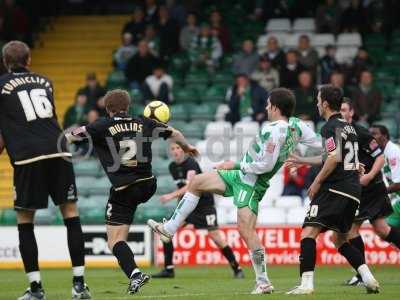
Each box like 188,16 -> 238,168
370,124 -> 390,140
2,40 -> 30,70
319,84 -> 343,111
104,89 -> 130,114
269,88 -> 296,118
342,97 -> 354,111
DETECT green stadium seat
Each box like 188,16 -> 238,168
35,208 -> 56,225
152,158 -> 170,176
152,139 -> 169,159
201,85 -> 226,103
170,104 -> 191,121
106,70 -> 127,89
88,176 -> 111,195
80,206 -> 104,224
76,176 -> 96,197
73,159 -> 100,177
179,121 -> 207,139
189,104 -> 217,121
1,209 -> 16,225
156,175 -> 175,194
129,103 -> 145,117
173,88 -> 199,103
364,34 -> 386,47
185,71 -> 210,85
212,72 -> 233,85
129,89 -> 144,105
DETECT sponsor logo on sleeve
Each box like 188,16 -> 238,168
325,137 -> 336,152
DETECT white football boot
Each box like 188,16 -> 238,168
251,282 -> 274,294
147,219 -> 173,243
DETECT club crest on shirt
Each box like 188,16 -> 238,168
389,157 -> 397,167
325,137 -> 336,152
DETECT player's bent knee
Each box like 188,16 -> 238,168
59,202 -> 79,218
16,210 -> 35,224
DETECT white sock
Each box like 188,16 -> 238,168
249,248 -> 270,284
27,271 -> 41,283
72,266 -> 85,277
130,268 -> 140,278
300,271 -> 314,289
164,192 -> 200,235
357,264 -> 374,283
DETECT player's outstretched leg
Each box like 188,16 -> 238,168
373,217 -> 400,249
334,233 -> 380,294
17,211 -> 46,300
152,241 -> 175,278
148,171 -> 225,242
344,223 -> 365,286
237,208 -> 273,294
207,229 -> 244,279
59,203 -> 91,299
287,226 -> 320,295
107,225 -> 150,294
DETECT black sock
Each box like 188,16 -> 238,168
221,246 -> 240,272
18,223 -> 39,274
299,238 -> 316,276
349,236 -> 365,262
384,227 -> 400,249
64,217 -> 85,284
338,242 -> 365,271
163,241 -> 174,270
112,241 -> 138,278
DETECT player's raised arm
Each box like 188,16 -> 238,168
160,170 -> 196,203
167,126 -> 199,157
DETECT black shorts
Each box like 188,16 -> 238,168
355,183 -> 393,223
105,177 -> 157,225
303,190 -> 359,233
13,157 -> 77,211
185,205 -> 219,230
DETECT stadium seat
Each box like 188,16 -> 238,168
233,121 -> 260,138
0,208 -> 16,225
336,33 -> 362,47
88,176 -> 111,195
173,88 -> 199,104
73,159 -> 100,177
258,207 -> 286,224
287,207 -> 307,224
205,121 -> 232,139
152,158 -> 170,176
266,18 -> 291,32
212,73 -> 232,86
156,175 -> 175,194
202,85 -> 226,103
35,208 -> 56,225
152,139 -> 169,159
179,121 -> 207,139
185,71 -> 210,86
76,176 -> 96,197
80,206 -> 104,224
190,104 -> 217,121
275,196 -> 303,208
106,70 -> 127,89
313,33 -> 335,47
335,46 -> 358,64
170,103 -> 191,121
257,33 -> 289,53
292,18 -> 316,32
215,104 -> 230,122
229,137 -> 253,159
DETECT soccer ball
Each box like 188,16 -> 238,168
143,100 -> 170,123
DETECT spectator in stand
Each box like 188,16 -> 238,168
329,70 -> 351,96
261,36 -> 285,70
78,72 -> 106,110
320,44 -> 339,84
294,71 -> 317,120
348,47 -> 374,85
166,0 -> 187,26
142,65 -> 173,104
189,23 -> 222,72
225,74 -> 268,125
209,10 -> 231,53
87,109 -> 99,125
125,40 -> 158,89
351,70 -> 383,124
0,0 -> 28,42
282,161 -> 310,199
297,35 -> 319,77
339,0 -> 366,33
280,50 -> 305,89
179,12 -> 199,51
144,0 -> 159,24
63,93 -> 88,129
122,7 -> 147,45
143,24 -> 160,57
250,56 -> 279,92
157,5 -> 180,60
316,0 -> 340,33
232,40 -> 259,76
95,96 -> 107,117
114,32 -> 137,70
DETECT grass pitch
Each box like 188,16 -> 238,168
0,266 -> 398,300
